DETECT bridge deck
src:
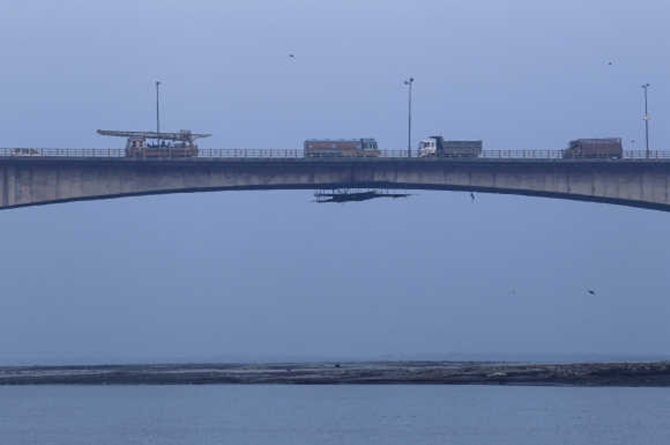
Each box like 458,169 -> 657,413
1,148 -> 669,161
2,150 -> 670,212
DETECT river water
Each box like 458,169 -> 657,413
0,385 -> 669,444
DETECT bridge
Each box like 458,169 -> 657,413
2,148 -> 670,211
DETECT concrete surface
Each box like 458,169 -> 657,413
2,157 -> 670,211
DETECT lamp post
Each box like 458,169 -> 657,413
642,83 -> 650,159
155,80 -> 161,135
404,77 -> 414,157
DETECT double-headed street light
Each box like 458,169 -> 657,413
642,83 -> 650,159
404,77 -> 414,158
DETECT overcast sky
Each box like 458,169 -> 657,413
0,0 -> 669,364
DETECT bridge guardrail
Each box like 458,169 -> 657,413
0,148 -> 126,158
2,147 -> 670,160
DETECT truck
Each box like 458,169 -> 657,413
562,138 -> 623,159
11,148 -> 41,157
304,138 -> 380,157
96,129 -> 211,158
418,136 -> 482,158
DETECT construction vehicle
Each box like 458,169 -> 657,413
11,148 -> 41,157
562,138 -> 623,159
418,136 -> 482,158
97,129 -> 211,158
304,138 -> 380,157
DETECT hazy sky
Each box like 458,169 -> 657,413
0,0 -> 669,364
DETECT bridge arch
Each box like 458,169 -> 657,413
1,157 -> 669,212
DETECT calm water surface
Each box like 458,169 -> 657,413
0,385 -> 669,445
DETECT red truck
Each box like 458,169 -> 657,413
304,138 -> 380,157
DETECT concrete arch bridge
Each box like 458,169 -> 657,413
1,150 -> 670,211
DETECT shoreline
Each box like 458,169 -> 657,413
1,361 -> 670,386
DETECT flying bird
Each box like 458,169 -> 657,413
587,289 -> 596,296
470,192 -> 476,202
288,53 -> 295,59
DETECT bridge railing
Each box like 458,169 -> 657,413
482,150 -> 670,160
2,147 -> 670,160
0,148 -> 125,158
198,148 -> 303,158
622,150 -> 670,160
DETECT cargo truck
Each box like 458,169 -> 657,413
304,138 -> 380,157
418,136 -> 482,158
562,138 -> 623,159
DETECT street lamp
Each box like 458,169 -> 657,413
155,80 -> 162,135
642,83 -> 650,159
404,77 -> 414,157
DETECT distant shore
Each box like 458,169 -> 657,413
1,361 -> 670,386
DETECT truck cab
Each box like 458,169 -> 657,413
418,138 -> 440,157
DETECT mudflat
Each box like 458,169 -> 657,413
1,361 -> 670,386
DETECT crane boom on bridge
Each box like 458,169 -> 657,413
97,129 -> 211,158
96,129 -> 211,142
